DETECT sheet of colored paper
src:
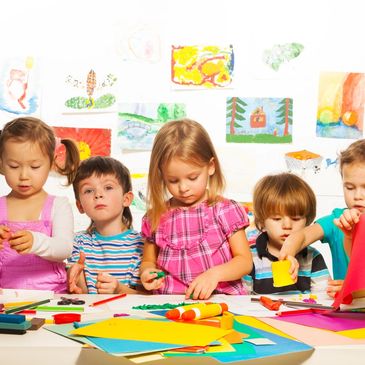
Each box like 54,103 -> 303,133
337,328 -> 365,339
259,318 -> 365,346
274,312 -> 365,331
272,260 -> 295,287
71,317 -> 231,346
333,216 -> 365,307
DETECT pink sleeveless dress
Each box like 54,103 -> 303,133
0,195 -> 67,293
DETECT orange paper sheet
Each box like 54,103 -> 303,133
71,317 -> 231,346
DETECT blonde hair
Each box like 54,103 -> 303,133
339,139 -> 365,174
73,156 -> 133,234
0,117 -> 80,185
253,172 -> 316,231
147,119 -> 225,231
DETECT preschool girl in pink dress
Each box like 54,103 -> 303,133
140,119 -> 253,300
0,117 -> 79,293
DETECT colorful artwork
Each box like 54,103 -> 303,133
241,202 -> 259,245
0,56 -> 40,116
130,173 -> 147,213
316,72 -> 365,139
64,69 -> 117,112
53,127 -> 111,165
117,103 -> 186,151
226,97 -> 292,143
171,45 -> 234,89
263,43 -> 304,71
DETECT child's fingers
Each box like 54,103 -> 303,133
78,251 -> 86,265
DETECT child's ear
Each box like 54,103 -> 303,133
76,200 -> 85,214
208,157 -> 216,176
123,191 -> 134,207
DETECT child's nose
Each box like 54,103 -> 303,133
282,217 -> 292,229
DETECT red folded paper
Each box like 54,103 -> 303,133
333,214 -> 365,308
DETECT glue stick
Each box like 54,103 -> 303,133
165,302 -> 210,320
181,303 -> 228,320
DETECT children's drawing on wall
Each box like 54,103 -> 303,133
130,173 -> 147,213
226,97 -> 292,143
171,45 -> 234,89
117,102 -> 186,151
263,42 -> 304,71
53,127 -> 111,167
114,22 -> 161,63
324,156 -> 339,169
0,56 -> 40,119
316,72 -> 365,139
285,149 -> 323,175
63,68 -> 117,113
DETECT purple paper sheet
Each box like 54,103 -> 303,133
275,312 -> 365,331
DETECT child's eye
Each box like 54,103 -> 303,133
168,180 -> 178,184
31,166 -> 41,169
105,185 -> 114,191
345,185 -> 354,190
291,217 -> 303,221
83,188 -> 94,194
188,176 -> 198,181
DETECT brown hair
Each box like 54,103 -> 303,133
147,119 -> 225,231
0,117 -> 79,185
73,156 -> 133,233
253,172 -> 316,231
339,139 -> 365,174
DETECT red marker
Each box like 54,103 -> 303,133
182,303 -> 228,320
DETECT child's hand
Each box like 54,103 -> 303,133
185,270 -> 219,300
0,225 -> 11,249
284,255 -> 299,281
327,279 -> 343,298
96,272 -> 120,294
334,208 -> 361,237
8,230 -> 33,254
140,269 -> 165,291
68,252 -> 85,294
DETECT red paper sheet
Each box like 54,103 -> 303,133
333,214 -> 365,308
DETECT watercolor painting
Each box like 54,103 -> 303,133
171,45 -> 234,89
114,23 -> 161,63
0,56 -> 40,117
263,43 -> 304,71
316,72 -> 365,139
226,97 -> 292,143
53,127 -> 111,165
117,102 -> 186,151
63,68 -> 117,113
285,150 -> 323,175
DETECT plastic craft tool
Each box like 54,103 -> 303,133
0,320 -> 31,331
29,318 -> 45,330
251,296 -> 334,310
5,299 -> 51,314
182,303 -> 228,320
89,293 -> 127,307
0,328 -> 26,335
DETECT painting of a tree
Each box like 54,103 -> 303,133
226,97 -> 247,134
276,98 -> 292,136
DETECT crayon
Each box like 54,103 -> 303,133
182,303 -> 228,320
5,299 -> 51,314
36,305 -> 84,312
165,302 -> 210,320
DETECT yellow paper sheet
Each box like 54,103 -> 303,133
71,318 -> 231,346
337,328 -> 365,339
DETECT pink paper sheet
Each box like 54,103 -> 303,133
333,215 -> 365,308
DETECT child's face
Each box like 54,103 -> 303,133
342,163 -> 365,213
1,140 -> 51,198
76,173 -> 133,229
162,157 -> 215,207
263,214 -> 306,250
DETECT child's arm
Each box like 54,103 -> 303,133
95,274 -> 147,294
67,251 -> 88,294
11,197 -> 74,261
139,240 -> 164,291
333,208 -> 361,256
309,249 -> 331,294
185,229 -> 253,300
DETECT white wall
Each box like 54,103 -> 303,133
1,0 -> 364,274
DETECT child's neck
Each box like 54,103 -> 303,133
94,221 -> 128,237
266,241 -> 281,258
